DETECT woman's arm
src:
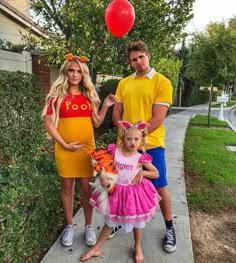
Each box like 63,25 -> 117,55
44,115 -> 84,152
92,94 -> 116,128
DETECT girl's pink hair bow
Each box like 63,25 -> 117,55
118,120 -> 150,131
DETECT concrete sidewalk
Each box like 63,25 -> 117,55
41,112 -> 194,263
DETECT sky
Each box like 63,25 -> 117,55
184,0 -> 236,33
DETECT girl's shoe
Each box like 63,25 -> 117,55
61,224 -> 74,247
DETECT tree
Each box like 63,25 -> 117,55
185,20 -> 236,126
153,57 -> 182,104
29,0 -> 194,81
176,36 -> 190,106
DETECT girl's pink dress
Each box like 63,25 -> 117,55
90,144 -> 161,232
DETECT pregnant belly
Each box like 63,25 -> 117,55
57,117 -> 94,143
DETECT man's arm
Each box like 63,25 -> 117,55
112,102 -> 123,128
147,104 -> 169,134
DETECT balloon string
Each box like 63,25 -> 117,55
112,37 -> 119,79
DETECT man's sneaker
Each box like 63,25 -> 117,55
61,224 -> 74,247
85,225 -> 97,246
107,225 -> 122,239
163,226 -> 176,253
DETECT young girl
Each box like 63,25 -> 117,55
80,121 -> 162,263
41,53 -> 116,248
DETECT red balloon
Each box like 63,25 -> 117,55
105,0 -> 135,37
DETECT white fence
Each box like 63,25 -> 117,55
0,49 -> 32,73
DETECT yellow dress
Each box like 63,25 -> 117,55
47,94 -> 95,178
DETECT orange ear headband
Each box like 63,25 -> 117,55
64,53 -> 89,63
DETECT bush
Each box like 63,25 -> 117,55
0,39 -> 25,53
96,128 -> 118,148
0,70 -> 64,262
0,152 -> 64,263
184,85 -> 218,106
0,70 -> 46,163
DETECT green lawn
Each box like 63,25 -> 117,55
184,115 -> 236,212
190,114 -> 229,127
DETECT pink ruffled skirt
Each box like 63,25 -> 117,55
90,178 -> 161,232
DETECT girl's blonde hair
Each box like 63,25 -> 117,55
118,125 -> 148,152
41,59 -> 101,131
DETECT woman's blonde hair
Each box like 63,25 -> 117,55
41,59 -> 101,130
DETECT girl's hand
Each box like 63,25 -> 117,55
99,176 -> 110,187
66,141 -> 85,152
131,169 -> 143,185
103,94 -> 116,108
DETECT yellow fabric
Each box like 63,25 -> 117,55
55,117 -> 95,178
115,72 -> 172,148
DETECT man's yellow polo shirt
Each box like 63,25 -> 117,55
115,68 -> 172,149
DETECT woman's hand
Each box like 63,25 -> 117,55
93,94 -> 117,128
103,94 -> 116,108
66,141 -> 85,152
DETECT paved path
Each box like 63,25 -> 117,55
40,104 -> 236,263
41,111 -> 194,263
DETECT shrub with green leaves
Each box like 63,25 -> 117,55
0,70 -> 46,163
95,128 -> 118,148
0,70 -> 64,262
0,152 -> 64,262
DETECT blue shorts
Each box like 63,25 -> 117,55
143,147 -> 167,188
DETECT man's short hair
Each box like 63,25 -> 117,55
127,40 -> 149,59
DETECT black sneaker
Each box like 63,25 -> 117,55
163,226 -> 176,253
107,225 -> 122,239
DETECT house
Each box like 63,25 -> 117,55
0,0 -> 47,44
0,0 -> 51,91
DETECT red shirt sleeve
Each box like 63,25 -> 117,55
45,98 -> 58,116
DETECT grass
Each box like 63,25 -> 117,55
184,115 -> 236,212
190,114 -> 229,127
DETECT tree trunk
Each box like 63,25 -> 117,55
207,82 -> 214,127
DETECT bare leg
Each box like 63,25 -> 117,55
157,186 -> 172,221
80,224 -> 112,261
133,228 -> 144,263
61,178 -> 75,225
78,178 -> 93,226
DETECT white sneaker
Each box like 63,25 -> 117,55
85,225 -> 97,246
61,224 -> 74,247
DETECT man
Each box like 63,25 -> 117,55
111,40 -> 176,253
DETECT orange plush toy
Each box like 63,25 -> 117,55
88,146 -> 118,214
